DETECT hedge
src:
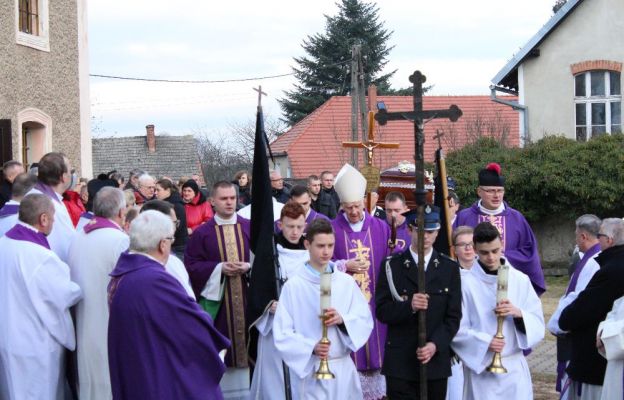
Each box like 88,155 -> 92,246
444,134 -> 624,222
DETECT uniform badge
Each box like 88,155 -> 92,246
433,258 -> 439,269
403,259 -> 411,269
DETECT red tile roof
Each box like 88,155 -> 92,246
271,95 -> 519,179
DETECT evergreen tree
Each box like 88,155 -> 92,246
553,0 -> 567,13
279,0 -> 396,125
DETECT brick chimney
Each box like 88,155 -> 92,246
146,124 -> 156,153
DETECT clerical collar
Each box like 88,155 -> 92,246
305,262 -> 333,276
477,259 -> 505,275
214,214 -> 237,225
276,232 -> 305,250
343,212 -> 365,232
478,200 -> 505,215
409,247 -> 433,271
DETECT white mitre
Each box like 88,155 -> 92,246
334,163 -> 367,203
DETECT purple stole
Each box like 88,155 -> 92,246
34,182 -> 61,203
390,221 -> 411,254
566,243 -> 600,294
5,223 -> 50,249
332,212 -> 390,371
477,212 -> 507,249
84,216 -> 123,234
0,203 -> 19,218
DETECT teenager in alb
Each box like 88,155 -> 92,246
451,222 -> 544,400
249,201 -> 309,399
273,218 -> 374,399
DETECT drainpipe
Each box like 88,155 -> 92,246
490,85 -> 529,146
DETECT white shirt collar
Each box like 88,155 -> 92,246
214,214 -> 237,225
17,220 -> 39,232
343,212 -> 365,232
478,200 -> 505,215
409,247 -> 434,271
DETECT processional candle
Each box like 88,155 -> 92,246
320,272 -> 332,312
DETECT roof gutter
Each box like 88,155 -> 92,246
490,85 -> 529,146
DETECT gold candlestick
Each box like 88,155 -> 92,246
486,315 -> 508,374
315,272 -> 335,380
488,262 -> 508,374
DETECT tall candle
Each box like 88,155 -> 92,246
496,263 -> 509,304
320,272 -> 332,312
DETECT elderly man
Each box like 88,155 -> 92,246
453,162 -> 545,295
376,206 -> 462,400
28,152 -> 76,262
331,164 -> 392,399
548,214 -> 602,396
185,181 -> 251,399
135,173 -> 156,206
0,160 -> 25,208
68,187 -> 129,400
108,210 -> 229,400
0,193 -> 82,400
0,173 -> 37,236
270,170 -> 290,204
559,218 -> 624,400
384,191 -> 411,253
123,168 -> 144,191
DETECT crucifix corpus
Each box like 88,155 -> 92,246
342,111 -> 400,213
375,70 -> 462,400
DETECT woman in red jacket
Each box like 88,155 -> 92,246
181,179 -> 213,235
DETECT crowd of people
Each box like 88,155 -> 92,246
0,153 -> 623,400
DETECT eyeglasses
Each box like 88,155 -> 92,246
454,242 -> 474,250
480,188 -> 505,195
597,233 -> 610,239
164,236 -> 175,243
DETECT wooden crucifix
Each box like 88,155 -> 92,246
375,70 -> 462,400
342,111 -> 400,213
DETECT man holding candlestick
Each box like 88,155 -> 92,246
451,222 -> 544,400
375,205 -> 462,400
273,219 -> 374,399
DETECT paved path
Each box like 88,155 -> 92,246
527,338 -> 557,375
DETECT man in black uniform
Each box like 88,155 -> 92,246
375,205 -> 462,400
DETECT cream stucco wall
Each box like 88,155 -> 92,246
520,0 -> 624,140
0,0 -> 85,174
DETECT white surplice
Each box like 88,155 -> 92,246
598,296 -> 624,400
67,223 -> 129,400
165,254 -> 195,300
249,245 -> 309,400
28,187 -> 76,262
451,259 -> 545,400
273,263 -> 373,400
0,200 -> 19,236
0,225 -> 82,400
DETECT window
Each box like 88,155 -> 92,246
18,0 -> 39,35
15,0 -> 49,52
574,70 -> 621,141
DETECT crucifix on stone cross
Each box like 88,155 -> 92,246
375,70 -> 462,400
253,85 -> 267,109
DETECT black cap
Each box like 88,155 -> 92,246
403,205 -> 441,231
478,163 -> 505,187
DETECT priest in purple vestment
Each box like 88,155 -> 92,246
453,162 -> 546,294
184,181 -> 251,399
331,164 -> 392,400
108,210 -> 229,400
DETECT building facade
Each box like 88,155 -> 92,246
0,0 -> 91,176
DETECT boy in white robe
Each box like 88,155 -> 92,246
273,219 -> 374,399
451,222 -> 544,400
250,201 -> 309,399
68,187 -> 129,400
0,194 -> 82,400
597,295 -> 624,400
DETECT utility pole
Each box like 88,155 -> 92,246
357,53 -> 368,145
350,44 -> 360,167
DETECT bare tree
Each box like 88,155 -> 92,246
194,129 -> 251,189
435,110 -> 513,150
228,115 -> 287,165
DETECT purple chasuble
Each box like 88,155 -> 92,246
566,243 -> 601,295
108,252 -> 229,400
331,211 -> 391,371
454,201 -> 546,294
83,216 -> 123,234
184,217 -> 251,368
0,203 -> 19,217
34,182 -> 61,203
5,223 -> 50,249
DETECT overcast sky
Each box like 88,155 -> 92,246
88,0 -> 554,137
